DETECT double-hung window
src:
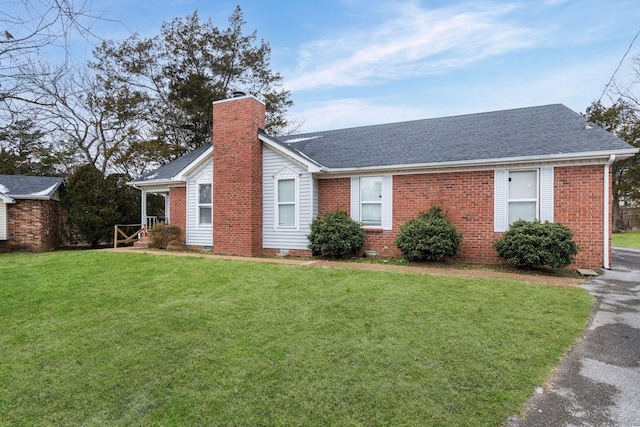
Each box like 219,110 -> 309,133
494,167 -> 553,232
198,183 -> 212,226
507,170 -> 538,224
360,176 -> 382,227
274,166 -> 299,229
350,175 -> 393,230
277,178 -> 296,227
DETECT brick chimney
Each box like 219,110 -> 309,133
212,95 -> 266,257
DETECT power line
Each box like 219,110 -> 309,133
597,29 -> 640,103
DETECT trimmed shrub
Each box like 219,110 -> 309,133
395,206 -> 462,262
148,223 -> 183,249
493,220 -> 578,269
307,210 -> 366,258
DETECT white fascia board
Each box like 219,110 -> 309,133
259,134 -> 325,173
317,148 -> 639,176
127,180 -> 181,191
0,192 -> 15,203
174,146 -> 213,181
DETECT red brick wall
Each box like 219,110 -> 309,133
0,199 -> 64,252
318,178 -> 351,215
554,165 -> 606,268
316,166 -> 609,268
212,96 -> 266,257
169,186 -> 187,245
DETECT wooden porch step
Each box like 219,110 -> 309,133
133,236 -> 149,249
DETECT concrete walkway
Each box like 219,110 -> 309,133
506,247 -> 640,427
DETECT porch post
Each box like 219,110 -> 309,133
141,189 -> 147,227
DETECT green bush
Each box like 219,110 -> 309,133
493,220 -> 579,269
148,223 -> 183,249
395,206 -> 462,262
307,210 -> 366,258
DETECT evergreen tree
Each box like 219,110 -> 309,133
65,164 -> 118,246
585,100 -> 640,229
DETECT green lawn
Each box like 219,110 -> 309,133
0,251 -> 592,426
613,230 -> 640,248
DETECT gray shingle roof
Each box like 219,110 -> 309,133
130,104 -> 637,182
131,144 -> 211,183
0,175 -> 64,199
275,104 -> 635,169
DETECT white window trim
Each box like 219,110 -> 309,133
196,181 -> 212,228
494,167 -> 554,232
274,166 -> 300,230
351,175 -> 393,230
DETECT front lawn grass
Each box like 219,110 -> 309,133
0,251 -> 592,426
612,230 -> 640,248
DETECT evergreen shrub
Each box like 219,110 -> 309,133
307,210 -> 366,258
395,206 -> 462,261
493,220 -> 578,269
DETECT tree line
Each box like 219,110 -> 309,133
1,4 -> 294,245
2,3 -> 640,245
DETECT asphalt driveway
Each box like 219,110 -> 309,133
506,247 -> 640,427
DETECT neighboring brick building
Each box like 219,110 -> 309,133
130,95 -> 638,268
0,175 -> 65,252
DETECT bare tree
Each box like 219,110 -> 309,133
1,0 -> 105,118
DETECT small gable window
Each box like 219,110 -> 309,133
198,183 -> 212,226
274,167 -> 300,229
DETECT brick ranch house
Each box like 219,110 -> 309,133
0,175 -> 65,252
129,95 -> 638,269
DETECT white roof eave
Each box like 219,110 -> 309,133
315,148 -> 639,175
259,134 -> 325,173
174,146 -> 213,181
0,192 -> 15,203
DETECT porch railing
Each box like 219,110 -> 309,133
146,216 -> 168,228
113,224 -> 146,248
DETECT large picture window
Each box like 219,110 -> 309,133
198,183 -> 212,226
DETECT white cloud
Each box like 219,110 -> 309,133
290,98 -> 429,133
285,1 -> 538,92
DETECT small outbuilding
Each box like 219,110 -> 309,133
0,175 -> 65,252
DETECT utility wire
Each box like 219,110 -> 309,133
597,29 -> 640,103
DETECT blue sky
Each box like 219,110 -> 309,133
59,0 -> 640,132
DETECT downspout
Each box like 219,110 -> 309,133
604,154 -> 615,269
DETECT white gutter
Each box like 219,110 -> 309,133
604,154 -> 615,269
318,148 -> 638,176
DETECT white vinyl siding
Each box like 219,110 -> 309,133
350,175 -> 393,230
263,147 -> 313,250
0,202 -> 7,240
494,167 -> 554,232
185,162 -> 213,247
